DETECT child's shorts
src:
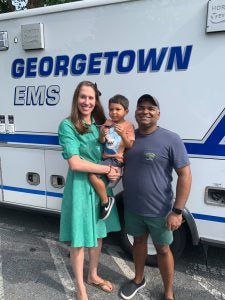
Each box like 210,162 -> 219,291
96,157 -> 124,177
100,157 -> 124,168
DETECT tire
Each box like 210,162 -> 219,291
170,223 -> 187,259
120,222 -> 187,267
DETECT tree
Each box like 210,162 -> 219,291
0,0 -> 14,13
27,0 -> 78,9
0,0 -> 80,13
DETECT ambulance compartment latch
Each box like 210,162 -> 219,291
7,115 -> 15,133
26,172 -> 40,186
204,186 -> 225,207
0,31 -> 9,51
0,115 -> 6,134
50,175 -> 65,189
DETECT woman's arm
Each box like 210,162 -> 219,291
59,120 -> 120,178
68,155 -> 109,173
67,155 -> 120,180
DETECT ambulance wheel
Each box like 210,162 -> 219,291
120,223 -> 187,267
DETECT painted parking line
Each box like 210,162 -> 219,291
106,245 -> 152,299
106,245 -> 134,279
0,236 -> 4,300
193,275 -> 225,300
187,263 -> 225,300
45,239 -> 76,300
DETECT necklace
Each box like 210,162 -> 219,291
82,119 -> 92,128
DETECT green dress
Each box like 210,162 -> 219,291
58,118 -> 121,247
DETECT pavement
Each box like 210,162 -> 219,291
0,207 -> 225,300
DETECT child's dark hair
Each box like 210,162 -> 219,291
108,94 -> 129,110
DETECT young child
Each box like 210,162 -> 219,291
89,94 -> 135,220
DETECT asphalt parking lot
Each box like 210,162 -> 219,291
0,206 -> 225,300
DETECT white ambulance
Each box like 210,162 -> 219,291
0,0 -> 225,264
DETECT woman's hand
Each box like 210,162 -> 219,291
107,166 -> 120,181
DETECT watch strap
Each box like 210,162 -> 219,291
172,207 -> 183,215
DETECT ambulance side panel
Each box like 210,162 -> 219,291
0,0 -> 225,246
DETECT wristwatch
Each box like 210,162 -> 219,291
172,207 -> 183,215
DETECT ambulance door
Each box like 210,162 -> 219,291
0,154 -> 3,202
0,146 -> 47,208
45,149 -> 67,211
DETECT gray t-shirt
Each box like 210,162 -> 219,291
122,127 -> 190,217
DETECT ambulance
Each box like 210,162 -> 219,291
0,0 -> 225,263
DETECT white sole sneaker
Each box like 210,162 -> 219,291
101,197 -> 115,220
120,278 -> 146,299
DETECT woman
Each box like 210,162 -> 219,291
58,81 -> 121,300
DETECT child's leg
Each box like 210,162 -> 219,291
89,173 -> 115,220
89,174 -> 108,204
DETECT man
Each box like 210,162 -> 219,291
120,94 -> 192,300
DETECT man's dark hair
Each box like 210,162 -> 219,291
108,94 -> 129,110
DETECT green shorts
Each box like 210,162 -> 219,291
124,209 -> 173,246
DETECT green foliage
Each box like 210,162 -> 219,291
0,0 -> 80,13
45,0 -> 79,5
0,0 -> 14,13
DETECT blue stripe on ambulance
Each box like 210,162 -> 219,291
185,112 -> 225,156
0,112 -> 225,219
2,185 -> 63,198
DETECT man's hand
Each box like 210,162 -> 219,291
166,212 -> 183,231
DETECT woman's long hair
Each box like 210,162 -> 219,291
70,81 -> 106,134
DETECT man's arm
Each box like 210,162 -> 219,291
167,165 -> 192,231
174,164 -> 192,209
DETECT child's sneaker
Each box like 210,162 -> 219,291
100,197 -> 115,220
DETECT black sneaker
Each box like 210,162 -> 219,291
120,277 -> 146,299
100,197 -> 115,220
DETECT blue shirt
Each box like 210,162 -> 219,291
122,127 -> 190,217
